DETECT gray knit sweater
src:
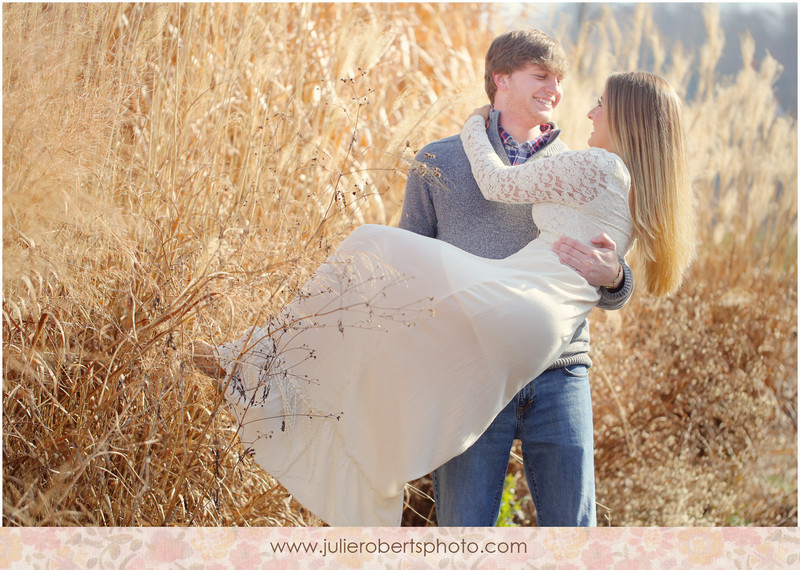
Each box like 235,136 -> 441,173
399,109 -> 634,370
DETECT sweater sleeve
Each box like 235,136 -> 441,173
597,260 -> 634,310
399,151 -> 438,237
460,115 -> 608,206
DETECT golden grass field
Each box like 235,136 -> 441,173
3,3 -> 796,527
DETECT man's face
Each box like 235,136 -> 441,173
493,63 -> 563,128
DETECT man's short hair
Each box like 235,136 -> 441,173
484,29 -> 568,104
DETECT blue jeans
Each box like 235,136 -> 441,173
432,364 -> 596,526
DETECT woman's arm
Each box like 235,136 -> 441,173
460,114 -> 605,206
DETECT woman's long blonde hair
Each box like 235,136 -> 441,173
605,71 -> 696,297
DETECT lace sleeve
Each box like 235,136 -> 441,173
460,115 -> 606,206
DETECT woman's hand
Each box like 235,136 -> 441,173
468,104 -> 492,127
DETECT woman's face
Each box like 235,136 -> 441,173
587,91 -> 615,152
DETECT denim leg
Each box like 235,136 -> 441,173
432,394 -> 518,526
518,364 -> 596,527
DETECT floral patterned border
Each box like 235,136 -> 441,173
1,527 -> 798,568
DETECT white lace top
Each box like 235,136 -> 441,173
461,115 -> 633,255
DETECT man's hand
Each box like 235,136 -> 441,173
553,234 -> 622,289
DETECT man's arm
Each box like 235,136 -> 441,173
553,234 -> 634,310
398,151 -> 439,237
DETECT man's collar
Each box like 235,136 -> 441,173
498,122 -> 553,146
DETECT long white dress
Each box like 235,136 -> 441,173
215,116 -> 633,526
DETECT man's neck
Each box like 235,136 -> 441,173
494,108 -> 546,143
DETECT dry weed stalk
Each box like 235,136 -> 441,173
3,4 -> 795,527
3,3 -> 493,527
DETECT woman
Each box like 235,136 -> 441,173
194,71 -> 695,526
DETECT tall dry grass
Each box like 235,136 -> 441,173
3,3 -> 795,527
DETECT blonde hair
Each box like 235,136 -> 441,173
605,71 -> 696,297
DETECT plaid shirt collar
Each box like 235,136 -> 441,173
498,123 -> 553,165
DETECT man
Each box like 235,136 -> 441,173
399,29 -> 633,527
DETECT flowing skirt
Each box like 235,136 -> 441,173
215,224 -> 599,526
